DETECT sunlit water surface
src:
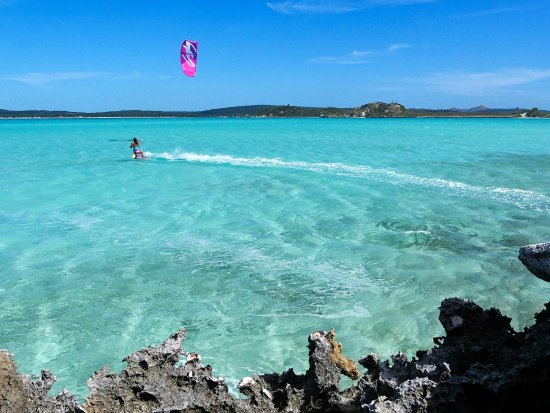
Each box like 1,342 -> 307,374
1,118 -> 549,398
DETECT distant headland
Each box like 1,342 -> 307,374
1,102 -> 548,119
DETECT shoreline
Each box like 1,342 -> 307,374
1,101 -> 548,120
1,115 -> 548,120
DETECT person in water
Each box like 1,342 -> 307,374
130,137 -> 144,158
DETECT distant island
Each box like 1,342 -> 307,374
1,102 -> 548,119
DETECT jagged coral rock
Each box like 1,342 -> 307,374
306,329 -> 344,395
82,329 -> 240,413
326,328 -> 361,380
0,350 -> 80,413
246,328 -> 362,412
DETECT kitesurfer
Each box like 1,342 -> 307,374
130,137 -> 144,159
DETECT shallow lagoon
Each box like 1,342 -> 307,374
1,118 -> 549,397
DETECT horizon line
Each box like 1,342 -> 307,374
0,103 -> 547,113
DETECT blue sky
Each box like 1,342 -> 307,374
1,0 -> 550,111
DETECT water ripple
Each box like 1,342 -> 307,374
153,151 -> 550,212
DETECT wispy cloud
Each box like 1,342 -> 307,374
1,71 -> 109,85
266,0 -> 434,14
310,43 -> 410,64
0,71 -> 145,85
387,43 -> 410,52
456,6 -> 526,18
112,71 -> 143,80
454,3 -> 549,18
420,68 -> 550,95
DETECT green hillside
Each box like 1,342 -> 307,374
1,104 -> 548,118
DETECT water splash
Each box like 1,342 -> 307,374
151,151 -> 550,212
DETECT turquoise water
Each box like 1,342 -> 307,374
1,118 -> 550,398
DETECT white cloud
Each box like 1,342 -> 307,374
310,43 -> 410,64
1,71 -> 109,85
388,43 -> 410,52
0,71 -> 146,85
421,69 -> 550,95
309,56 -> 372,64
112,71 -> 143,80
455,6 -> 524,18
454,3 -> 548,18
266,0 -> 434,14
267,0 -> 355,13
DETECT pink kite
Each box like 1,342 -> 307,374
180,40 -> 198,77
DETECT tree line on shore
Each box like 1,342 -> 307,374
1,103 -> 548,118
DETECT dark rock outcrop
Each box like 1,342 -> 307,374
519,242 -> 550,282
356,298 -> 550,412
1,244 -> 549,412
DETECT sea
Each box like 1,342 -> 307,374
1,117 -> 549,398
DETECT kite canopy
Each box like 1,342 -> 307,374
180,40 -> 198,77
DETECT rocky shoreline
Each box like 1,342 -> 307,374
1,243 -> 549,412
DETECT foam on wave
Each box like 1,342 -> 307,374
151,151 -> 550,212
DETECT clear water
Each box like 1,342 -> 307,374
1,118 -> 549,398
